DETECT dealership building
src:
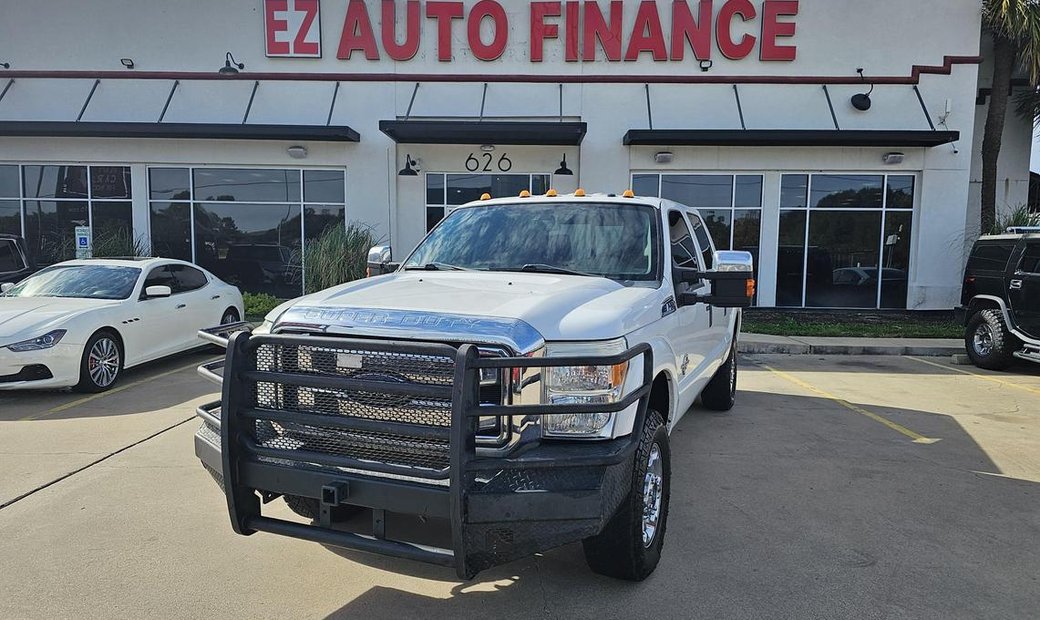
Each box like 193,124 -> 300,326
0,0 -> 1031,309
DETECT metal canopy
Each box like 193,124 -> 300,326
0,120 -> 360,141
622,129 -> 960,147
379,120 -> 587,145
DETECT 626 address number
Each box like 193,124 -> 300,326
466,152 -> 512,173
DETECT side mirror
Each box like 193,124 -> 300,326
366,245 -> 398,277
144,285 -> 172,298
0,282 -> 13,293
679,251 -> 755,308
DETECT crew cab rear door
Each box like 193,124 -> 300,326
1009,239 -> 1040,339
665,210 -> 714,408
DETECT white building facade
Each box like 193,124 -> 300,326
0,0 -> 1030,309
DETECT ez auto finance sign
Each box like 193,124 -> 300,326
264,0 -> 799,62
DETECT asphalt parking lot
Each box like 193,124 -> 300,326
1,353 -> 1039,619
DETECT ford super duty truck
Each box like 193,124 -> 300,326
195,190 -> 755,581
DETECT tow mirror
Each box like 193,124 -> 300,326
0,282 -> 13,293
678,251 -> 755,308
144,285 -> 172,298
366,245 -> 399,277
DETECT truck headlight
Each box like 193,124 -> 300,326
7,329 -> 67,352
543,339 -> 629,438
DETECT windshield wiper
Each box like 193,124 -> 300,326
496,264 -> 597,277
403,262 -> 472,272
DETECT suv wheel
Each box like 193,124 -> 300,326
965,309 -> 1019,370
582,409 -> 670,581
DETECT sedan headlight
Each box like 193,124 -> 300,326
543,339 -> 630,438
7,329 -> 67,352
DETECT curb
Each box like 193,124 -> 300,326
738,338 -> 963,357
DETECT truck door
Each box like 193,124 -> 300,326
686,211 -> 736,353
666,211 -> 714,407
1009,240 -> 1040,339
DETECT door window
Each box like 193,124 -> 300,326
1018,243 -> 1040,274
143,266 -> 175,291
170,265 -> 208,292
668,211 -> 699,270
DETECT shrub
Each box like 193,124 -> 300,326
304,222 -> 377,294
92,229 -> 148,258
989,204 -> 1040,235
243,292 -> 281,320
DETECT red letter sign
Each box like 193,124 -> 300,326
716,0 -> 757,60
583,1 -> 623,61
671,0 -> 713,61
427,1 -> 466,62
265,0 -> 321,58
338,0 -> 379,60
468,0 -> 509,61
383,0 -> 421,61
531,2 -> 562,62
761,0 -> 798,61
625,1 -> 668,61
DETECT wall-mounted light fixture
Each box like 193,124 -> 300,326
0,62 -> 9,69
655,151 -> 674,164
554,154 -> 573,176
882,152 -> 905,165
120,58 -> 135,69
480,144 -> 495,152
851,68 -> 874,111
398,154 -> 419,176
287,145 -> 308,160
699,60 -> 713,72
219,52 -> 244,75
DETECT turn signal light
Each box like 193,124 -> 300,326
480,193 -> 492,201
519,190 -> 531,198
746,278 -> 757,299
575,188 -> 586,197
622,189 -> 635,198
546,189 -> 558,197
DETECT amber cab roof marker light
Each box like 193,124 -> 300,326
519,190 -> 531,198
622,189 -> 635,198
546,189 -> 558,197
574,188 -> 586,197
480,193 -> 492,201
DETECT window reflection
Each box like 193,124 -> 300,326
0,166 -> 18,198
22,166 -> 88,199
149,202 -> 192,261
777,210 -> 807,307
0,200 -> 19,236
661,175 -> 733,209
23,200 -> 89,265
806,212 -> 883,308
810,175 -> 884,209
881,212 -> 912,308
193,169 -> 301,202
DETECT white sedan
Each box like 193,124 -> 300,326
0,258 -> 243,392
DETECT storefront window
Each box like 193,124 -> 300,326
425,173 -> 551,231
634,173 -> 764,303
2,166 -> 135,265
149,167 -> 346,298
780,173 -> 915,309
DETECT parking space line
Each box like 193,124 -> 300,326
904,356 -> 1040,397
753,361 -> 941,445
21,361 -> 207,421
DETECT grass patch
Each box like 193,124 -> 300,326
743,316 -> 962,339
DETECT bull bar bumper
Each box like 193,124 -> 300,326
195,327 -> 652,579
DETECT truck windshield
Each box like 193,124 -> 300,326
403,203 -> 660,282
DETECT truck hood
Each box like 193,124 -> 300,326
272,272 -> 666,343
0,296 -> 116,339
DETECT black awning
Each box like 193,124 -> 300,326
379,120 -> 587,145
0,121 -> 360,142
623,129 -> 959,147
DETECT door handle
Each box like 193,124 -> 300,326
1010,280 -> 1023,290
211,295 -> 221,300
176,304 -> 187,309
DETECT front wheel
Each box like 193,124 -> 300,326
75,330 -> 123,393
965,309 -> 1019,370
582,409 -> 670,581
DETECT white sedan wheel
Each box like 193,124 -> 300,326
86,335 -> 121,389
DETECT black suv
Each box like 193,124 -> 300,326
0,234 -> 34,284
957,228 -> 1040,369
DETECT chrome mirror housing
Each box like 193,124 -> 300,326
714,250 -> 754,273
367,245 -> 397,277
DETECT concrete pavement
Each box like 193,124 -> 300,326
1,355 -> 1038,619
739,333 -> 964,356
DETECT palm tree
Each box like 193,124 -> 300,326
980,1 -> 1040,233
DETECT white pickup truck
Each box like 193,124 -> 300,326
195,191 -> 754,581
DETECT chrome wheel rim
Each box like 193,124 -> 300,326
642,443 -> 664,548
221,311 -> 237,325
729,353 -> 738,395
973,324 -> 995,357
88,338 -> 120,387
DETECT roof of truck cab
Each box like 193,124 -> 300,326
456,193 -> 670,210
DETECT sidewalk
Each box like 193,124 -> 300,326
739,333 -> 963,356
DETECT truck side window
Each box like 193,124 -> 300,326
687,213 -> 715,270
1018,243 -> 1040,274
668,211 -> 699,270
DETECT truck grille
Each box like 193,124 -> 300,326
243,339 -> 505,476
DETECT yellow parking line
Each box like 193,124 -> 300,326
22,361 -> 206,421
904,356 -> 1040,397
754,362 -> 940,445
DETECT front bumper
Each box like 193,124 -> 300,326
0,342 -> 81,390
195,329 -> 652,579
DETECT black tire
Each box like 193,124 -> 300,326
701,344 -> 737,411
965,309 -> 1019,370
220,307 -> 240,325
582,409 -> 670,581
75,330 -> 124,393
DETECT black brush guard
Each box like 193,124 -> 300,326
212,330 -> 652,579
